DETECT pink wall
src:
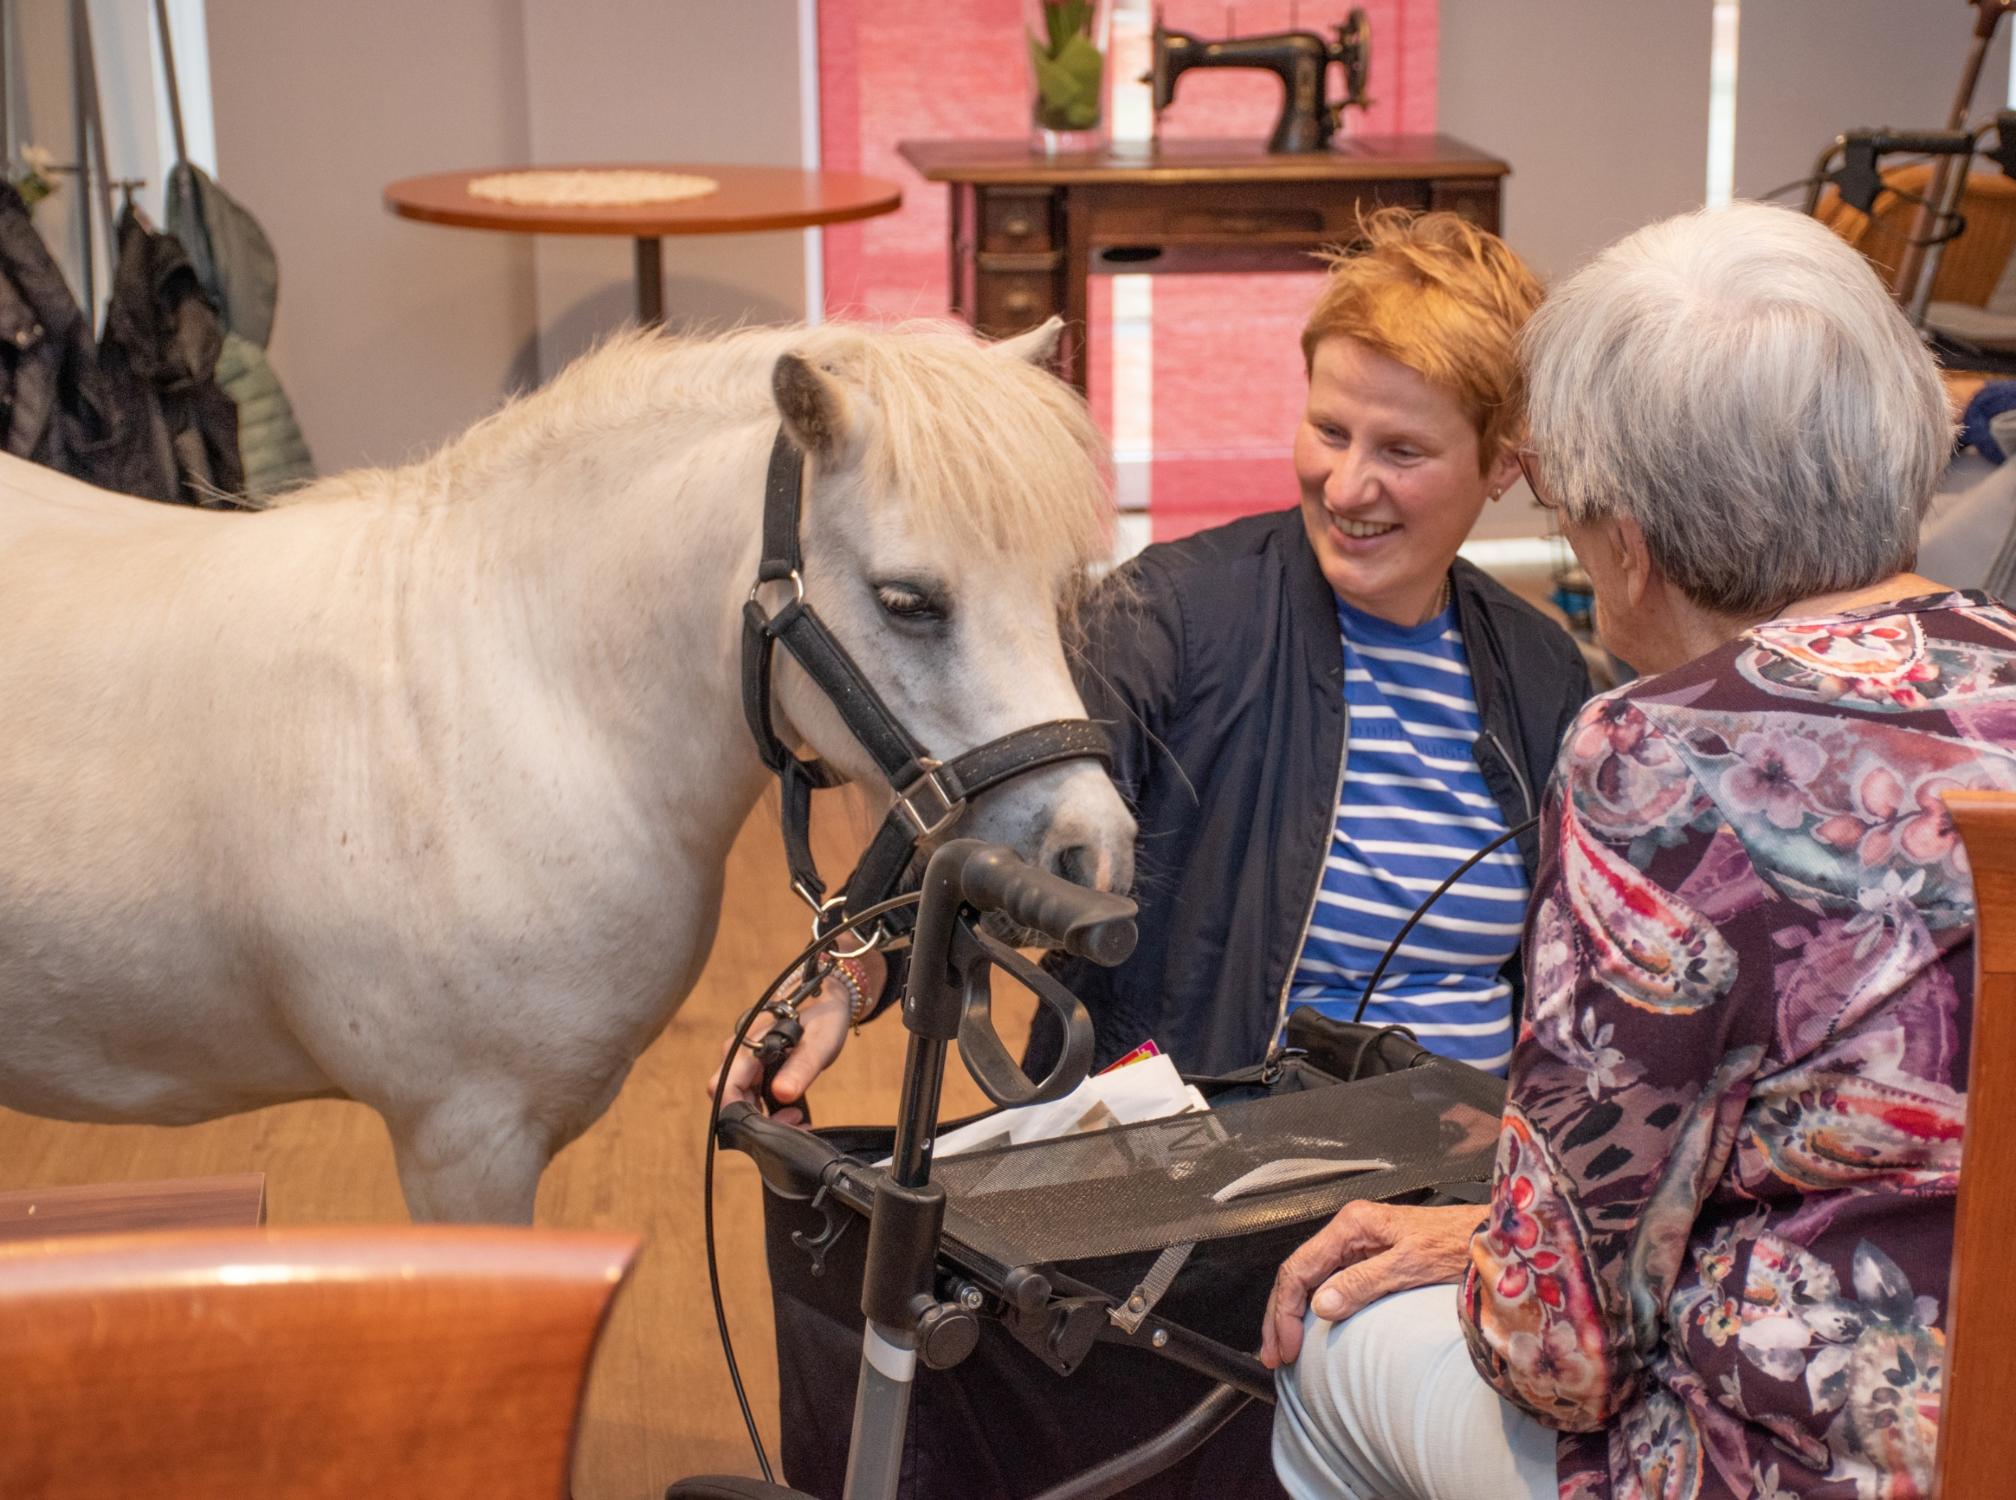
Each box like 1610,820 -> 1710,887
819,1 -> 1440,540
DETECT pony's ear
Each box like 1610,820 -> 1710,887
772,352 -> 861,465
989,317 -> 1064,366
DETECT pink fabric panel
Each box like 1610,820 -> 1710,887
819,0 -> 1120,440
816,2 -> 1440,544
818,0 -> 1022,323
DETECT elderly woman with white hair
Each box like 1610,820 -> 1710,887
1260,200 -> 2004,1499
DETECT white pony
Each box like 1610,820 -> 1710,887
0,319 -> 1134,1222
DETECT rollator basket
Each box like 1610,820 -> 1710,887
755,1017 -> 1507,1500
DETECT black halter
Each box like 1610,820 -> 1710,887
740,428 -> 1112,949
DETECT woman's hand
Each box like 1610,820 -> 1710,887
707,951 -> 887,1127
1259,1200 -> 1486,1370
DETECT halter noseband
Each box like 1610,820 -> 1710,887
739,427 -> 1112,950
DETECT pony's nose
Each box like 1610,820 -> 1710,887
1015,761 -> 1135,894
1050,844 -> 1097,890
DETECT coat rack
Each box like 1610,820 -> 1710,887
0,0 -> 152,321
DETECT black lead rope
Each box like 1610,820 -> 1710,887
740,426 -> 1113,938
1349,814 -> 1542,1026
703,891 -> 925,1483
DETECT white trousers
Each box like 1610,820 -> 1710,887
1271,1285 -> 1558,1500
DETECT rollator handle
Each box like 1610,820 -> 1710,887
1843,127 -> 1976,157
937,839 -> 1138,965
1831,128 -> 1981,214
716,1101 -> 843,1200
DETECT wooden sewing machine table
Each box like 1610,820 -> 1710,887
897,135 -> 1510,391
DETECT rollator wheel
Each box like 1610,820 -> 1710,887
665,1480 -> 819,1500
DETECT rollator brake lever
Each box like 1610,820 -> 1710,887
954,923 -> 1098,1108
905,840 -> 1138,1110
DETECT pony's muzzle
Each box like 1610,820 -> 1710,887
1031,773 -> 1136,897
956,752 -> 1135,907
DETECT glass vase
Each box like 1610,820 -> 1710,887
1025,0 -> 1113,155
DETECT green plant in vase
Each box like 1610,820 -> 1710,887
1028,1 -> 1104,133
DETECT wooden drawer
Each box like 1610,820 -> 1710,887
1428,178 -> 1502,233
974,262 -> 1061,335
1084,180 -> 1429,247
980,187 -> 1057,253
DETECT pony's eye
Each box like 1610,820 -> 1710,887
875,583 -> 947,623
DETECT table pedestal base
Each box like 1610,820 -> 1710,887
635,236 -> 663,325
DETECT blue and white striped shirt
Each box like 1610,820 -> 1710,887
1286,597 -> 1528,1074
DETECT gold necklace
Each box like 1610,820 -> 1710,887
1430,576 -> 1451,618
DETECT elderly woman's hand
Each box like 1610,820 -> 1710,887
708,951 -> 886,1126
1259,1201 -> 1486,1370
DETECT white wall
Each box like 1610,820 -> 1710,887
519,0 -> 809,379
200,0 -> 812,474
1439,0 -> 1715,284
203,0 -> 540,472
1442,0 -> 2011,283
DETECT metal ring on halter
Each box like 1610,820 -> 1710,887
813,894 -> 887,960
747,569 -> 806,616
827,923 -> 887,961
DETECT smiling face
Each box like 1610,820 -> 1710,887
1294,336 -> 1515,625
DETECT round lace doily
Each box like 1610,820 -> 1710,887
466,169 -> 720,208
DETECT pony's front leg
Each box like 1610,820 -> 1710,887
385,1092 -> 555,1224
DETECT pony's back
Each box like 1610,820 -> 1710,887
0,451 -> 191,538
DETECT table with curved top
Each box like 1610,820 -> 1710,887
384,162 -> 903,324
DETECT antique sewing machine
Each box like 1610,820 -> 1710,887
1144,7 -> 1372,153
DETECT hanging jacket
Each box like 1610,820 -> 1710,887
167,161 -> 312,498
165,161 -> 276,347
0,181 -> 124,480
96,204 -> 243,505
214,331 -> 312,497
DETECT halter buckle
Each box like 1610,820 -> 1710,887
747,569 -> 806,622
891,758 -> 964,844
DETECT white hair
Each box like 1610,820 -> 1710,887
1522,200 -> 1953,616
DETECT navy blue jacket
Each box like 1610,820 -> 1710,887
1031,508 -> 1593,1076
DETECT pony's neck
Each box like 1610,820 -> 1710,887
437,408 -> 781,851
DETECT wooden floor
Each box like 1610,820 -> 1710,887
0,803 -> 1029,1498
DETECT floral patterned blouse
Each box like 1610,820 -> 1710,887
1458,592 -> 2005,1499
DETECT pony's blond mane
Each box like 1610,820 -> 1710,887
274,321 -> 1114,579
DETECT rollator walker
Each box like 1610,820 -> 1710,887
669,836 -> 1507,1500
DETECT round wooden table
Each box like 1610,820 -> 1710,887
383,163 -> 903,323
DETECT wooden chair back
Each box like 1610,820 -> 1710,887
1815,162 -> 2016,308
0,1225 -> 638,1500
1938,792 -> 2016,1492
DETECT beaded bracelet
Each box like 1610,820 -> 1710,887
830,955 -> 874,1032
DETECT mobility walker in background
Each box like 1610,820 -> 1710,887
670,838 -> 1507,1500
